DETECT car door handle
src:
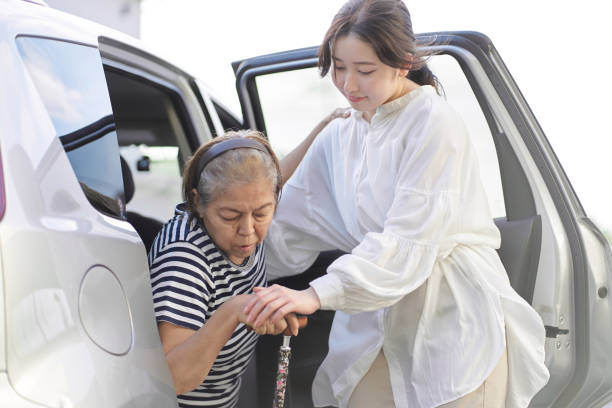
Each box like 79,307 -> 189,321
545,325 -> 569,338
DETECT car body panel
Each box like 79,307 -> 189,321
0,1 -> 177,406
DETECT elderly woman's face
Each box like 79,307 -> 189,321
197,177 -> 276,265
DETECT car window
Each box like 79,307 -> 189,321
256,68 -> 346,158
16,36 -> 125,219
104,69 -> 191,222
255,55 -> 505,218
119,144 -> 182,223
428,55 -> 505,218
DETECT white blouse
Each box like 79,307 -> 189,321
265,86 -> 549,408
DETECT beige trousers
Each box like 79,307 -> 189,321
347,348 -> 508,408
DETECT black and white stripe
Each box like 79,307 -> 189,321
149,204 -> 266,408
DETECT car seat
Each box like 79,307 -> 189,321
120,156 -> 163,253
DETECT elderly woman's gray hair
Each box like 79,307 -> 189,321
182,130 -> 282,220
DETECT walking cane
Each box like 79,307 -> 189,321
273,316 -> 308,408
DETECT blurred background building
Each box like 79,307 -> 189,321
46,0 -> 141,38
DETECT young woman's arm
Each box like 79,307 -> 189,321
247,103 -> 471,324
159,295 -> 298,395
279,108 -> 350,184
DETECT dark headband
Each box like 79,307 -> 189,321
193,137 -> 269,189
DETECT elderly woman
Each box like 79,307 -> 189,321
148,130 -> 297,408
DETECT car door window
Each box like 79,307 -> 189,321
255,56 -> 506,218
256,68 -> 346,157
428,55 -> 505,218
103,69 -> 195,223
98,32 -> 218,227
16,36 -> 125,218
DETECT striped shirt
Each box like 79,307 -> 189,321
149,203 -> 266,408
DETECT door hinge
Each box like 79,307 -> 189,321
545,325 -> 569,338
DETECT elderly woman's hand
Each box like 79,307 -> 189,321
238,295 -> 302,335
248,313 -> 300,336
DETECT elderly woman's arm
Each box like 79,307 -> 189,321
279,108 -> 349,184
159,294 -> 298,395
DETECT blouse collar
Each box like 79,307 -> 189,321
354,85 -> 435,125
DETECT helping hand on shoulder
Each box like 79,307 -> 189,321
329,107 -> 351,122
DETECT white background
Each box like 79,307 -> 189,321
140,0 -> 612,238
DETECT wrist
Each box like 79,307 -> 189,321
304,287 -> 321,312
314,117 -> 332,134
225,294 -> 249,325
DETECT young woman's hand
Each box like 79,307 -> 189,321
327,107 -> 351,122
237,295 -> 301,335
243,285 -> 321,329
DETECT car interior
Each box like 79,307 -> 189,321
120,155 -> 163,252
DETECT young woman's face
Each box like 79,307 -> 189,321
197,177 -> 276,265
332,34 -> 410,121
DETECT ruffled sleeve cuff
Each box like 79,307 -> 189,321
310,273 -> 345,310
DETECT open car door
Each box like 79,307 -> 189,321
233,31 -> 612,408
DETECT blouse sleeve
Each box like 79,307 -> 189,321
265,119 -> 352,280
310,104 -> 468,313
149,241 -> 214,330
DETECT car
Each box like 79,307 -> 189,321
1,1 -> 611,407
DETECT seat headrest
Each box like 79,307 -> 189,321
120,156 -> 135,204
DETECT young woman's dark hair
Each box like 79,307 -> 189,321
182,130 -> 282,222
318,0 -> 438,90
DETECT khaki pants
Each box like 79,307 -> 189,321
347,348 -> 508,408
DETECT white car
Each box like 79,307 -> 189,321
1,1 -> 611,407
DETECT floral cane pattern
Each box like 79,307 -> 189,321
273,346 -> 291,408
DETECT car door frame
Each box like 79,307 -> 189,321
99,36 -> 216,157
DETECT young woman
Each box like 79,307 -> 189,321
148,131 -> 300,408
244,1 -> 550,407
